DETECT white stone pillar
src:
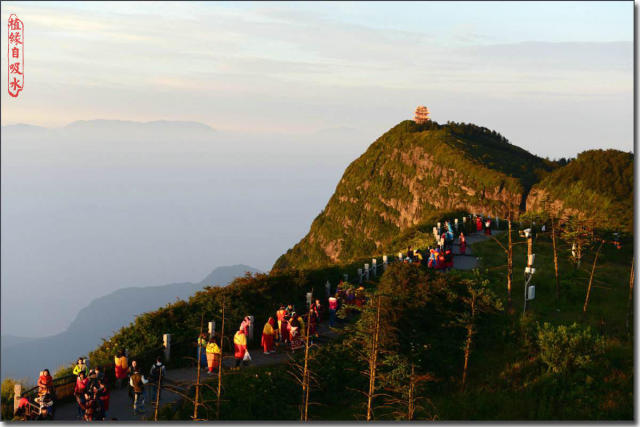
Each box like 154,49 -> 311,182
13,383 -> 22,414
163,334 -> 171,362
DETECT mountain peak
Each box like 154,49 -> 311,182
274,119 -> 554,270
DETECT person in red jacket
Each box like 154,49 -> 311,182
437,249 -> 446,270
328,295 -> 338,327
14,395 -> 31,420
459,232 -> 467,255
37,369 -> 54,397
476,216 -> 483,232
279,315 -> 291,345
74,371 -> 89,419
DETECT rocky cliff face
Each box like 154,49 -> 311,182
274,120 -> 553,270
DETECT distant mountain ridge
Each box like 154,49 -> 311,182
64,119 -> 216,132
1,264 -> 259,381
1,119 -> 217,142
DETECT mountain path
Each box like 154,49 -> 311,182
52,229 -> 497,421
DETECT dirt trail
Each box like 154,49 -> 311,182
453,229 -> 503,270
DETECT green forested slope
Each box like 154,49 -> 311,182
274,120 -> 554,270
526,149 -> 633,231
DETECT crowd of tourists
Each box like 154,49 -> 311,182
397,216 -> 493,271
195,300 -> 325,377
13,369 -> 56,420
16,353 -> 167,420
16,215 -> 492,420
113,352 -> 166,416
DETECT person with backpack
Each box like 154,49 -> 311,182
73,358 -> 89,377
148,356 -> 166,401
129,368 -> 148,414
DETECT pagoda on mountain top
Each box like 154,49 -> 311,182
414,105 -> 430,124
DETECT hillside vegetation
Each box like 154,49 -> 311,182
157,226 -> 633,421
274,120 -> 555,270
527,149 -> 633,231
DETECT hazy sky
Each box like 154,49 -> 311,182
0,2 -> 633,337
1,1 -> 633,155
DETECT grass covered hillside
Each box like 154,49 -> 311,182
274,120 -> 554,270
526,149 -> 633,231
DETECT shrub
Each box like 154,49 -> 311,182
537,322 -> 604,374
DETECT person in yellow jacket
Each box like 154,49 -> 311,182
261,317 -> 276,354
205,336 -> 221,374
233,329 -> 248,370
73,358 -> 89,377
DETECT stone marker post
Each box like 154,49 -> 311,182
14,383 -> 22,414
163,334 -> 171,362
